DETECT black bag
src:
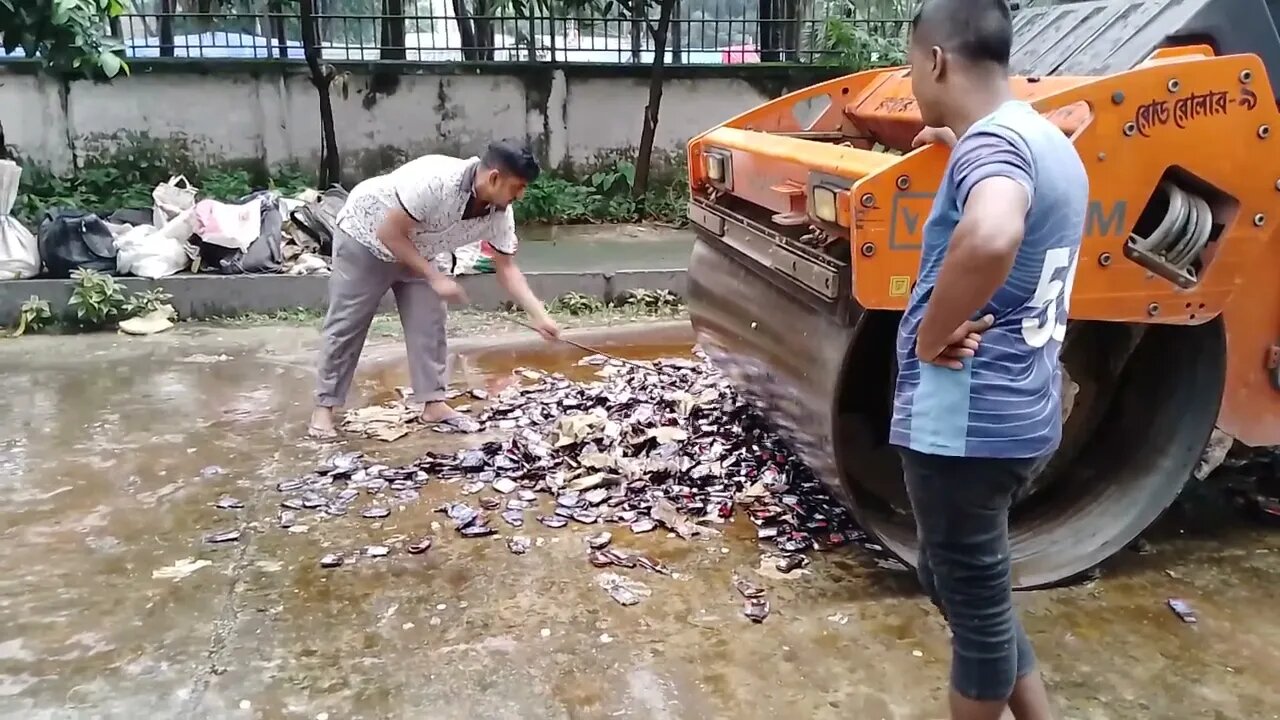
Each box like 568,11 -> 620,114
37,210 -> 118,278
288,184 -> 347,257
197,191 -> 283,275
107,208 -> 156,227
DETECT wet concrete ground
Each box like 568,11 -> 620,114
1,325 -> 1278,720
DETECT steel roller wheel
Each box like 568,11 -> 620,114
688,235 -> 1228,589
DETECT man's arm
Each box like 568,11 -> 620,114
915,131 -> 1034,363
487,209 -> 559,339
491,252 -> 544,316
376,207 -> 442,280
486,209 -> 546,320
492,252 -> 559,339
376,207 -> 467,303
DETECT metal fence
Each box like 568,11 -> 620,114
108,0 -> 917,65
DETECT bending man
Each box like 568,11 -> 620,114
892,1 -> 1087,719
309,141 -> 560,438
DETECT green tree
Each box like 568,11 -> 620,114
512,0 -> 676,198
626,0 -> 679,198
1,0 -> 130,160
0,0 -> 129,77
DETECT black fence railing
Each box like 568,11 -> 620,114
106,6 -> 912,66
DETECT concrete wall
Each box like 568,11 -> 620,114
0,62 -> 839,180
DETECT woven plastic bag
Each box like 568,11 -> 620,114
152,175 -> 198,227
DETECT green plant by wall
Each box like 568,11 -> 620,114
515,161 -> 688,225
15,155 -> 687,229
121,288 -> 174,318
67,268 -> 128,328
547,292 -> 607,316
9,274 -> 180,336
10,296 -> 53,338
14,159 -> 315,227
543,289 -> 684,318
616,288 -> 681,311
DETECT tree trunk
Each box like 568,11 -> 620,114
452,0 -> 480,61
159,0 -> 176,58
197,0 -> 215,31
380,0 -> 406,60
473,0 -> 495,61
633,0 -> 677,200
629,0 -> 643,63
758,0 -> 782,62
301,0 -> 341,187
782,0 -> 800,62
269,0 -> 288,58
670,0 -> 681,64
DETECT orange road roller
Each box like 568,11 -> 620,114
684,0 -> 1280,588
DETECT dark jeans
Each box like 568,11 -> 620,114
899,448 -> 1040,702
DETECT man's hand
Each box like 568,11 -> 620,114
529,312 -> 561,342
491,252 -> 559,340
918,314 -> 995,370
429,275 -> 469,305
912,126 -> 958,149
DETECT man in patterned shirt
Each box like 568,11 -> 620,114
308,141 -> 561,438
891,1 -> 1086,718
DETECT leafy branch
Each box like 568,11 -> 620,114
0,0 -> 130,78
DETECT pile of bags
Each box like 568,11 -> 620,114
0,168 -> 496,281
3,174 -> 341,280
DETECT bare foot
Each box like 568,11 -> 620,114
308,406 -> 339,439
419,401 -> 457,423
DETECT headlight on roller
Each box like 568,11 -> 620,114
705,153 -> 725,182
812,186 -> 838,223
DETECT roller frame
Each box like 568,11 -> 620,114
684,43 -> 1280,587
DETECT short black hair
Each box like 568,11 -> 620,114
482,140 -> 541,183
911,0 -> 1013,68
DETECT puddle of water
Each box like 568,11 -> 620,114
360,324 -> 695,407
468,339 -> 695,383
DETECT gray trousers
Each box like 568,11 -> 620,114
314,233 -> 448,408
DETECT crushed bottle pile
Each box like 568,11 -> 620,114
211,350 -> 901,621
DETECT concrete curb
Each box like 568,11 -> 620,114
0,269 -> 688,325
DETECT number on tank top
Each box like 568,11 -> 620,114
1021,246 -> 1079,348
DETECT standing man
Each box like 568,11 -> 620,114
309,141 -> 561,438
891,1 -> 1086,719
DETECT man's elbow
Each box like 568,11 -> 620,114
961,217 -> 1024,265
375,223 -> 401,250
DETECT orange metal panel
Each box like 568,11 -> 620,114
848,70 -> 1095,150
687,67 -> 892,195
1218,223 -> 1280,445
850,53 -> 1280,329
686,48 -> 1280,444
